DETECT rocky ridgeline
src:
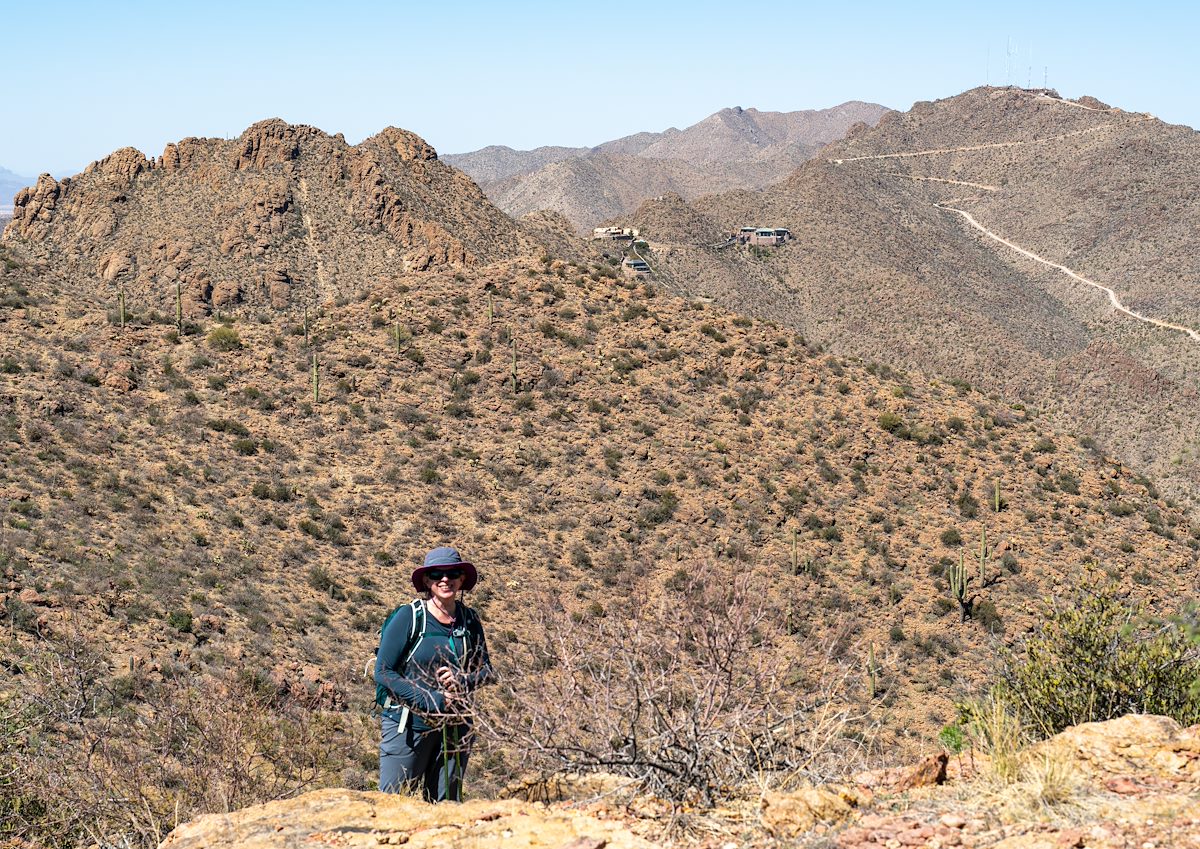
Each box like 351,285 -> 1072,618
2,119 -> 542,316
160,715 -> 1200,849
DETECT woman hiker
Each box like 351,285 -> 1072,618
374,546 -> 493,800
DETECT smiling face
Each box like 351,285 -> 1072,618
424,568 -> 464,602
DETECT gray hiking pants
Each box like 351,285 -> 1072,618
379,715 -> 470,801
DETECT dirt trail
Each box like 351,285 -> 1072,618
297,178 -> 331,298
828,117 -> 1152,164
938,203 -> 1200,342
884,174 -> 1000,191
827,104 -> 1194,342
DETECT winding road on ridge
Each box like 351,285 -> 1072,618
828,99 -> 1199,344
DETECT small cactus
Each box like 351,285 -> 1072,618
510,334 -> 518,393
118,290 -> 126,328
865,641 -> 879,699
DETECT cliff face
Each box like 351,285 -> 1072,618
3,119 -> 541,315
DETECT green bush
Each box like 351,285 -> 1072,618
207,325 -> 242,352
877,412 -> 904,434
998,584 -> 1200,738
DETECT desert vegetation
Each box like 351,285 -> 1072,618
2,105 -> 1199,847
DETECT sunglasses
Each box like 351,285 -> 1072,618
426,569 -> 464,582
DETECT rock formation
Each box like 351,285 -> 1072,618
2,119 -> 543,316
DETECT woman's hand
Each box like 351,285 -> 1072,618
436,665 -> 461,693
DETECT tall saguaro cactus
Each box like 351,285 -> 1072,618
948,553 -> 974,622
175,281 -> 183,334
311,353 -> 320,404
510,335 -> 518,393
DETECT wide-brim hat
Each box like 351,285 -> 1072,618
411,546 -> 478,593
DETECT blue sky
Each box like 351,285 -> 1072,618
3,0 -> 1197,178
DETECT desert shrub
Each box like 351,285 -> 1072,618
1,633 -> 357,849
1031,436 -> 1056,454
877,412 -> 904,434
306,565 -> 338,594
206,325 -> 241,352
476,565 -> 874,804
998,584 -> 1200,738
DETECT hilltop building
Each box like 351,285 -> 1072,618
735,227 -> 791,246
592,226 -> 639,241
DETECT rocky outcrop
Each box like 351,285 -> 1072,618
158,717 -> 1200,849
2,119 -> 543,315
160,789 -> 654,849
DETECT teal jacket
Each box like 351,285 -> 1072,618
374,601 -> 493,731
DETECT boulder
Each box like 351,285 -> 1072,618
1030,714 -> 1200,781
98,251 -> 132,281
211,280 -> 241,308
853,751 -> 948,793
160,788 -> 653,849
760,784 -> 862,838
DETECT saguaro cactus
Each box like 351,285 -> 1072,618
118,290 -> 126,328
175,281 -> 183,334
948,553 -> 974,622
865,641 -> 879,699
510,335 -> 518,393
311,353 -> 320,404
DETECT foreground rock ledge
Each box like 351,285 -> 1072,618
160,789 -> 653,849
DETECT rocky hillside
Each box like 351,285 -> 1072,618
2,108 -> 1199,847
3,234 -> 1196,746
445,103 -> 889,230
2,120 -> 543,317
627,87 -> 1200,507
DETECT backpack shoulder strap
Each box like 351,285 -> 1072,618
404,598 -> 428,663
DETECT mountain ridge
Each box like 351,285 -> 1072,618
625,85 -> 1200,505
2,118 -> 546,316
445,101 -> 889,230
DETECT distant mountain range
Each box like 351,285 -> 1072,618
444,103 -> 890,230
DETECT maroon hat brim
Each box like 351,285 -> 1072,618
411,561 -> 477,593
